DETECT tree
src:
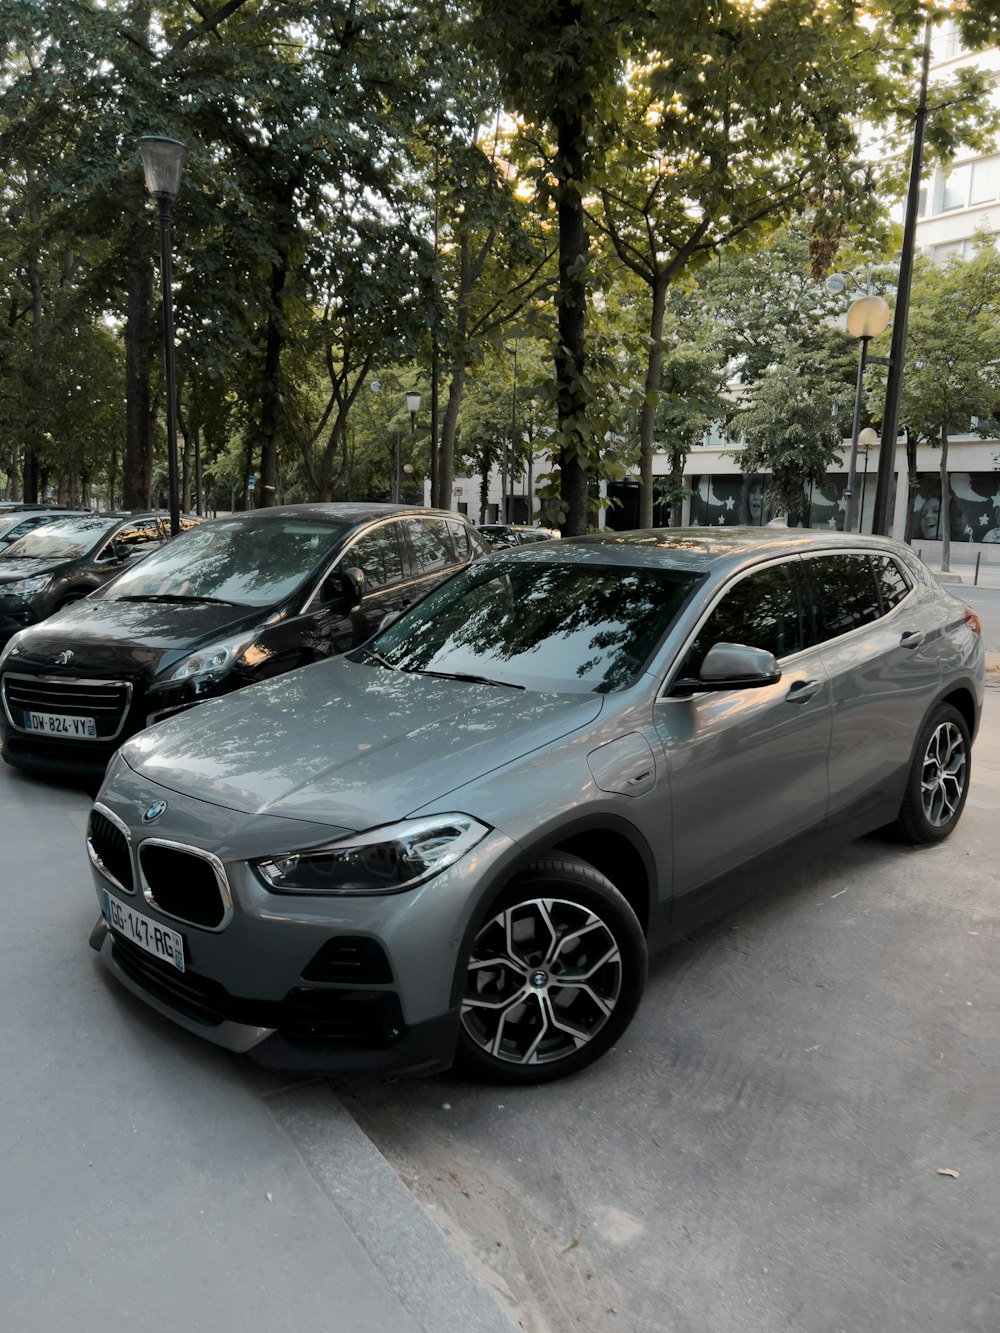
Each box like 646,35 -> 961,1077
895,240 -> 1000,570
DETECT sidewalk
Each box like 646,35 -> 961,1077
0,764 -> 516,1333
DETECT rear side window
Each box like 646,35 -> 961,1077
406,517 -> 456,574
872,555 -> 911,611
445,518 -> 473,560
806,554 -> 881,641
682,562 -> 804,674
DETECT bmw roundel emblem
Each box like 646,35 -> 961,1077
142,799 -> 168,824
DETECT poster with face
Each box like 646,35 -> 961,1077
689,476 -> 768,527
913,473 -> 1000,542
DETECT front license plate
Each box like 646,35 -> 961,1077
102,890 -> 185,973
25,710 -> 96,738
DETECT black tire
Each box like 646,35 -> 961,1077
454,855 -> 646,1085
892,703 -> 972,845
57,592 -> 87,610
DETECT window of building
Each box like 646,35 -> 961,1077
970,157 -> 1000,206
941,164 -> 971,212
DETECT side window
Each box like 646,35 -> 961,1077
872,555 -> 911,611
445,519 -> 472,560
336,524 -> 405,594
406,517 -> 457,574
106,520 -> 163,557
682,563 -> 803,675
807,555 -> 882,641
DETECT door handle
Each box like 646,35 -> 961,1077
785,678 -> 822,703
900,630 -> 924,650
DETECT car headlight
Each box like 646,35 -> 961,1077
165,633 -> 253,683
4,574 -> 51,598
254,814 -> 490,896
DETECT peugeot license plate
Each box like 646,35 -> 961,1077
25,711 -> 96,738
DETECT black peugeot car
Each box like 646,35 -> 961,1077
0,503 -> 487,779
0,511 -> 194,644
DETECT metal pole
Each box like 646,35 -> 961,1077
844,336 -> 870,532
872,15 -> 932,537
859,448 -> 869,531
509,343 -> 518,523
394,432 -> 401,503
156,196 -> 180,537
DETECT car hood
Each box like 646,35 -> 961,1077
0,557 -> 72,583
121,656 -> 604,827
7,597 -> 269,676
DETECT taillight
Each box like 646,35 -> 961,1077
964,606 -> 982,635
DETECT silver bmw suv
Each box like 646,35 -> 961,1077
86,529 -> 984,1083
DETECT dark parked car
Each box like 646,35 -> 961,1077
83,529 -> 983,1083
477,523 -> 559,549
0,512 -> 190,646
0,503 -> 486,778
0,508 -> 92,550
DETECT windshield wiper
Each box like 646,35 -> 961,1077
362,647 -> 398,671
403,668 -> 525,690
116,593 -> 240,606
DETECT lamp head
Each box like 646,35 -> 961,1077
846,295 -> 891,341
137,136 -> 187,201
405,391 -> 421,415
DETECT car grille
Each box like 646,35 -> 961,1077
88,809 -> 134,893
110,935 -> 404,1047
3,673 -> 131,739
139,844 -> 229,929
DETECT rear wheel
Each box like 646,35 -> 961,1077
455,856 -> 646,1084
893,703 -> 971,844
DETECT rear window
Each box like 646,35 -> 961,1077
806,554 -> 882,641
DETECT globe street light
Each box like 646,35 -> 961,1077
844,295 -> 891,532
137,135 -> 186,537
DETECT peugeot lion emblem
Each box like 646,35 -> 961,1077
53,649 -> 74,666
142,799 -> 168,824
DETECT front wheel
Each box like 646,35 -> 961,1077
892,703 -> 972,844
455,855 -> 646,1084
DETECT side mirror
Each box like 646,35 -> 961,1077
340,566 -> 367,608
378,610 -> 402,632
672,642 -> 781,696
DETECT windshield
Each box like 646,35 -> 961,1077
364,558 -> 704,693
102,516 -> 349,608
0,515 -> 119,560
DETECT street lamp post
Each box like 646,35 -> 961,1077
844,295 -> 891,532
137,135 -> 186,538
857,426 -> 880,530
400,391 -> 421,504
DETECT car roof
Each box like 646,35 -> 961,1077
489,527 -> 909,575
195,503 -> 470,529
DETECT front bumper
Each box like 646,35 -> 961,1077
89,918 -> 461,1075
86,774 -> 519,1075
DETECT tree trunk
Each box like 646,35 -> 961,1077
939,430 -> 950,573
553,92 -> 589,537
259,183 -> 295,507
124,223 -> 155,510
439,363 -> 466,511
638,276 -> 667,528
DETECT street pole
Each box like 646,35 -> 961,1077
508,342 -> 518,524
156,196 -> 180,537
872,15 -> 932,537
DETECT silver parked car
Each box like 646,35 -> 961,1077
86,529 -> 984,1083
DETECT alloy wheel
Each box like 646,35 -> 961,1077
460,897 -> 623,1066
920,720 -> 967,828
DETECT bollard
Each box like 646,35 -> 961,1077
974,551 -> 981,587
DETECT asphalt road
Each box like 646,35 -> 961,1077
337,686 -> 1000,1333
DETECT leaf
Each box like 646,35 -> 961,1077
937,1168 -> 960,1179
